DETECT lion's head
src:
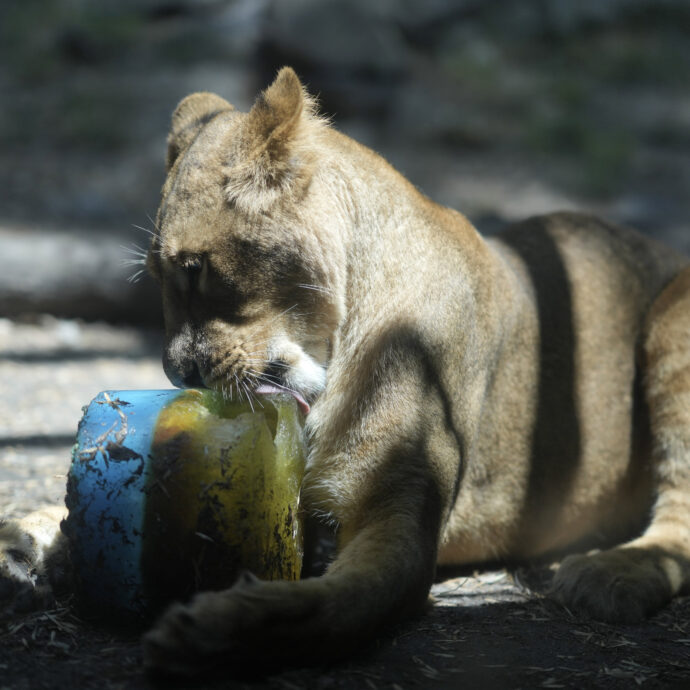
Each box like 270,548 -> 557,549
147,68 -> 345,413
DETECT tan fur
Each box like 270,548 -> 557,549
4,68 -> 689,673
0,506 -> 68,614
138,68 -> 690,672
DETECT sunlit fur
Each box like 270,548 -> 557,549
3,67 -> 689,674
0,507 -> 70,613
137,68 -> 690,672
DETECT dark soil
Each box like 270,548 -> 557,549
2,568 -> 690,689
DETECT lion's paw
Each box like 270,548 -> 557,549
551,547 -> 674,623
0,507 -> 68,618
144,576 -> 271,675
143,572 -> 258,673
143,574 -> 327,676
0,521 -> 50,616
143,598 -> 226,676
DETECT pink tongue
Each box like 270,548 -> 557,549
255,383 -> 310,415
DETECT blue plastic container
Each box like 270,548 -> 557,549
63,389 -> 305,622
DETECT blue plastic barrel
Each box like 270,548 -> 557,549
63,389 -> 305,622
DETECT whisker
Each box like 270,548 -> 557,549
241,376 -> 264,409
255,372 -> 300,397
242,358 -> 269,366
298,283 -> 333,295
242,381 -> 256,413
245,369 -> 265,383
146,213 -> 162,236
275,303 -> 299,319
127,269 -> 146,284
244,357 -> 291,369
131,223 -> 158,239
120,243 -> 148,257
258,369 -> 280,384
242,304 -> 299,342
120,258 -> 146,267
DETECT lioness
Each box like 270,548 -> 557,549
2,67 -> 690,674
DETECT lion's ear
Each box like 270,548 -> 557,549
244,66 -> 305,156
224,67 -> 318,213
166,92 -> 234,171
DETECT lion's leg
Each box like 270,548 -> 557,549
553,266 -> 690,621
0,505 -> 69,616
142,470 -> 442,675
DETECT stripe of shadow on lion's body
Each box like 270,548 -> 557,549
492,214 -> 686,556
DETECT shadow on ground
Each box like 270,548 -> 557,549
2,567 -> 689,689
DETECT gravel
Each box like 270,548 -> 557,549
0,317 -> 168,519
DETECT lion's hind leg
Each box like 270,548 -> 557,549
553,265 -> 690,621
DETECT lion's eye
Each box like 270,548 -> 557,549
171,253 -> 207,293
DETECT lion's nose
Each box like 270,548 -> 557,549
180,362 -> 205,388
164,352 -> 206,389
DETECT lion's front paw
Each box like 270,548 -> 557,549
143,574 -> 323,676
143,597 -> 228,677
551,547 -> 674,623
143,573 -> 260,675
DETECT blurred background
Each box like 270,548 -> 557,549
0,0 -> 689,514
2,0 -> 690,322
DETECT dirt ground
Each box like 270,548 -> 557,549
2,319 -> 690,689
2,569 -> 690,689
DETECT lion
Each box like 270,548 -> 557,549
2,67 -> 690,675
